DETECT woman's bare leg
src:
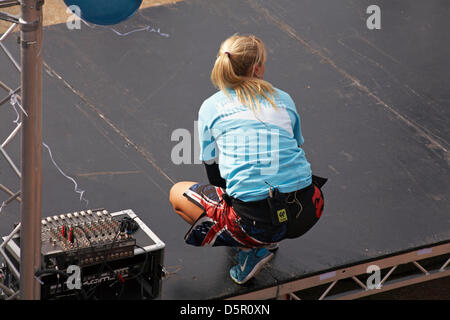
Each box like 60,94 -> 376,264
169,181 -> 204,225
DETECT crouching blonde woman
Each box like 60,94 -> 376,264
170,34 -> 326,284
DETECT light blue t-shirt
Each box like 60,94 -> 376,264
198,88 -> 312,202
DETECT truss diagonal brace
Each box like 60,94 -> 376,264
0,146 -> 21,178
0,11 -> 19,24
0,1 -> 20,9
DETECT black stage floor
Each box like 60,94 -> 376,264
0,0 -> 449,299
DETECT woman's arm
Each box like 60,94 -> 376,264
204,161 -> 226,189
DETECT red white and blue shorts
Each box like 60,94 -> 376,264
183,184 -> 287,248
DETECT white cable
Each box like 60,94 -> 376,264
9,94 -> 24,124
111,25 -> 169,38
81,18 -> 169,38
5,94 -> 89,208
42,142 -> 89,207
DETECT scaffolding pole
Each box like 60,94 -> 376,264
19,0 -> 43,300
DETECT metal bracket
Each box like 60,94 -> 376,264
19,17 -> 39,31
19,38 -> 36,48
17,14 -> 40,48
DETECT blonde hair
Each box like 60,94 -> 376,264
211,34 -> 277,110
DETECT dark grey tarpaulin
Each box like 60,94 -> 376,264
0,0 -> 448,299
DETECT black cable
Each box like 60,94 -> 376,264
34,269 -> 67,299
119,216 -> 139,235
84,229 -> 121,299
96,216 -> 141,299
112,244 -> 148,300
126,244 -> 149,281
85,217 -> 126,299
35,269 -> 68,278
103,216 -> 140,298
72,235 -> 90,300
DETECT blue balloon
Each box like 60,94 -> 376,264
64,0 -> 143,26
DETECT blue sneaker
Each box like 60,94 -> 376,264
232,243 -> 278,261
229,248 -> 274,284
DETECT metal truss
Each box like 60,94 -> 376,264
0,1 -> 21,208
0,0 -> 22,300
228,241 -> 450,300
0,224 -> 21,299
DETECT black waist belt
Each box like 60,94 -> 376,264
223,175 -> 327,226
224,183 -> 314,225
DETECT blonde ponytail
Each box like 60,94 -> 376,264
211,34 -> 277,110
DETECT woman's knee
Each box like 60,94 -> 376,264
169,181 -> 203,224
169,181 -> 197,209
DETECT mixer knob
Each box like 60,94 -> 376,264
59,214 -> 65,220
80,211 -> 86,216
67,213 -> 73,219
87,210 -> 92,215
53,215 -> 59,221
41,220 -> 47,225
73,212 -> 79,217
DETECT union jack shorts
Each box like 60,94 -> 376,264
183,184 -> 283,248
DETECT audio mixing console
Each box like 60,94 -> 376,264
1,209 -> 165,299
